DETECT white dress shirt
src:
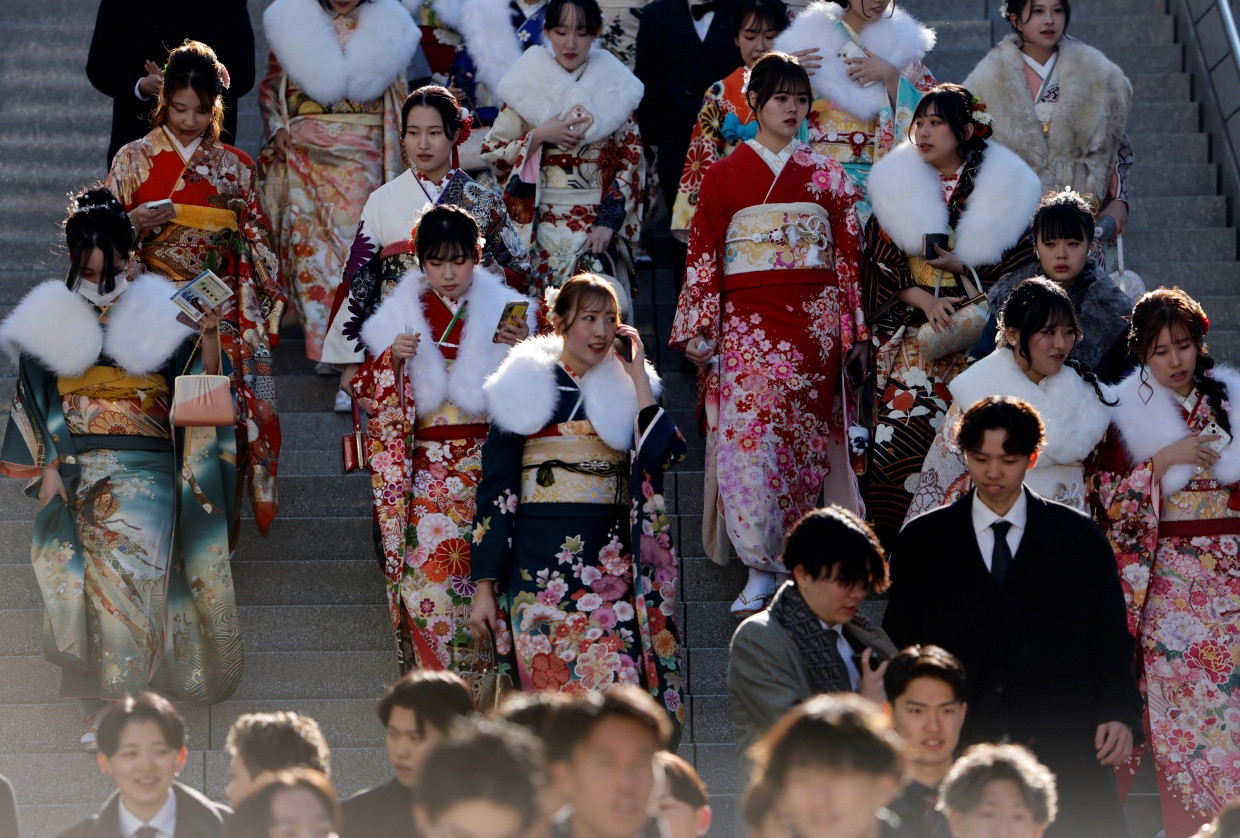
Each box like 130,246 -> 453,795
118,788 -> 177,838
971,490 -> 1028,571
688,0 -> 714,40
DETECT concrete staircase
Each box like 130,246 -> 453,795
1,0 -> 1236,836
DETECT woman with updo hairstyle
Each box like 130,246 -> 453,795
226,768 -> 340,838
860,82 -> 1042,549
347,205 -> 534,675
257,0 -> 419,366
965,0 -> 1132,264
320,85 -> 531,412
672,51 -> 867,616
106,38 -> 286,537
482,0 -> 646,304
469,274 -> 687,724
0,187 -> 241,746
773,0 -> 938,223
1091,287 -> 1240,837
907,277 -> 1113,520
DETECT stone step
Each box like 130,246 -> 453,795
1127,194 -> 1225,228
1123,227 -> 1235,262
1129,99 -> 1199,128
1126,162 -> 1218,196
1125,132 -> 1211,165
1130,72 -> 1192,102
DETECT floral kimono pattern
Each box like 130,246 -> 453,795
671,66 -> 751,237
671,140 -> 867,572
106,128 -> 286,534
471,363 -> 687,725
1093,379 -> 1240,838
1,345 -> 239,707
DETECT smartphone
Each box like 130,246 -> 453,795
923,233 -> 950,260
613,334 -> 633,363
1200,421 -> 1232,454
837,40 -> 868,62
492,300 -> 529,342
145,198 -> 175,214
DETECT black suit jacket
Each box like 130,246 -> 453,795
0,774 -> 17,838
340,778 -> 415,838
54,783 -> 229,838
86,0 -> 255,167
634,0 -> 741,207
883,489 -> 1141,837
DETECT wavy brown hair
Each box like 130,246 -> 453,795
151,40 -> 227,144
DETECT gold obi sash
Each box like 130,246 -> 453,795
906,229 -> 962,292
414,401 -> 489,442
144,204 -> 240,281
723,203 -> 834,277
520,421 -> 626,504
59,366 -> 172,438
169,204 -> 239,234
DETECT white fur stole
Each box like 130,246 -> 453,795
867,140 -> 1041,267
361,268 -> 537,416
264,0 -> 418,105
495,44 -> 643,145
1110,365 -> 1240,495
483,333 -> 662,451
458,0 -> 527,97
949,348 -> 1112,467
0,275 -> 194,378
775,1 -> 934,120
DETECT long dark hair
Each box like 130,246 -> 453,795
1129,287 -> 1229,434
151,40 -> 227,143
64,186 -> 135,295
909,84 -> 989,157
999,277 -> 1114,405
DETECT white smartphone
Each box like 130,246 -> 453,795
1200,421 -> 1231,454
837,40 -> 867,61
144,198 -> 175,214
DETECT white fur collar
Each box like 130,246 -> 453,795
949,348 -> 1112,466
483,334 -> 662,451
1110,365 -> 1240,495
495,44 -> 643,145
458,0 -> 527,97
0,275 -> 193,377
775,1 -> 934,120
867,141 -> 1041,266
264,0 -> 418,105
361,268 -> 537,416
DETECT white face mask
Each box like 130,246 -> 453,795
77,273 -> 129,306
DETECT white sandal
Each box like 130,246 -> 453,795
731,568 -> 778,616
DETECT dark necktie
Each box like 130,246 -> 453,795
923,789 -> 941,834
135,827 -> 158,838
990,520 -> 1013,585
690,0 -> 719,20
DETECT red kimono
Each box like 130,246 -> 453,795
671,140 -> 867,571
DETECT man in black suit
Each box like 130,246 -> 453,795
56,694 -> 229,838
340,671 -> 475,838
634,0 -> 741,233
86,0 -> 255,166
883,395 -> 1142,838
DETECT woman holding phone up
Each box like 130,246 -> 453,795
469,274 -> 687,724
352,205 -> 535,675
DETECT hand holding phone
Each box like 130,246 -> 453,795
493,300 -> 529,344
613,334 -> 633,363
922,233 -> 950,261
1200,421 -> 1231,454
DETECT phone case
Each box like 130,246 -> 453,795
1200,421 -> 1231,453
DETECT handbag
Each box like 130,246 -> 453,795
172,340 -> 233,427
914,268 -> 989,362
473,629 -> 515,713
341,397 -> 366,473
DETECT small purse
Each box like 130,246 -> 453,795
341,397 -> 366,473
473,629 -> 515,712
172,341 -> 233,427
914,268 -> 989,362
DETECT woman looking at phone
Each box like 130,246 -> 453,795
321,85 -> 530,412
671,52 -> 867,617
1091,288 -> 1240,838
106,39 -> 286,535
351,205 -> 535,675
468,274 -> 687,724
0,188 -> 240,746
861,83 -> 1040,548
482,0 -> 645,302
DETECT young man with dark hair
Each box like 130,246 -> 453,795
655,752 -> 711,838
884,396 -> 1141,838
939,744 -> 1058,838
883,645 -> 968,837
341,670 -> 475,838
544,687 -> 671,838
57,693 -> 229,838
223,711 -> 331,806
727,505 -> 897,797
415,718 -> 544,838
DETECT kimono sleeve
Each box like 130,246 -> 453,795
257,52 -> 286,148
973,229 -> 1036,288
825,164 -> 869,351
595,113 -> 645,244
233,152 -> 288,335
671,81 -> 728,237
905,401 -> 970,522
861,215 -> 915,330
470,426 -> 526,585
0,357 -> 56,479
670,164 -> 728,348
481,105 -> 539,229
